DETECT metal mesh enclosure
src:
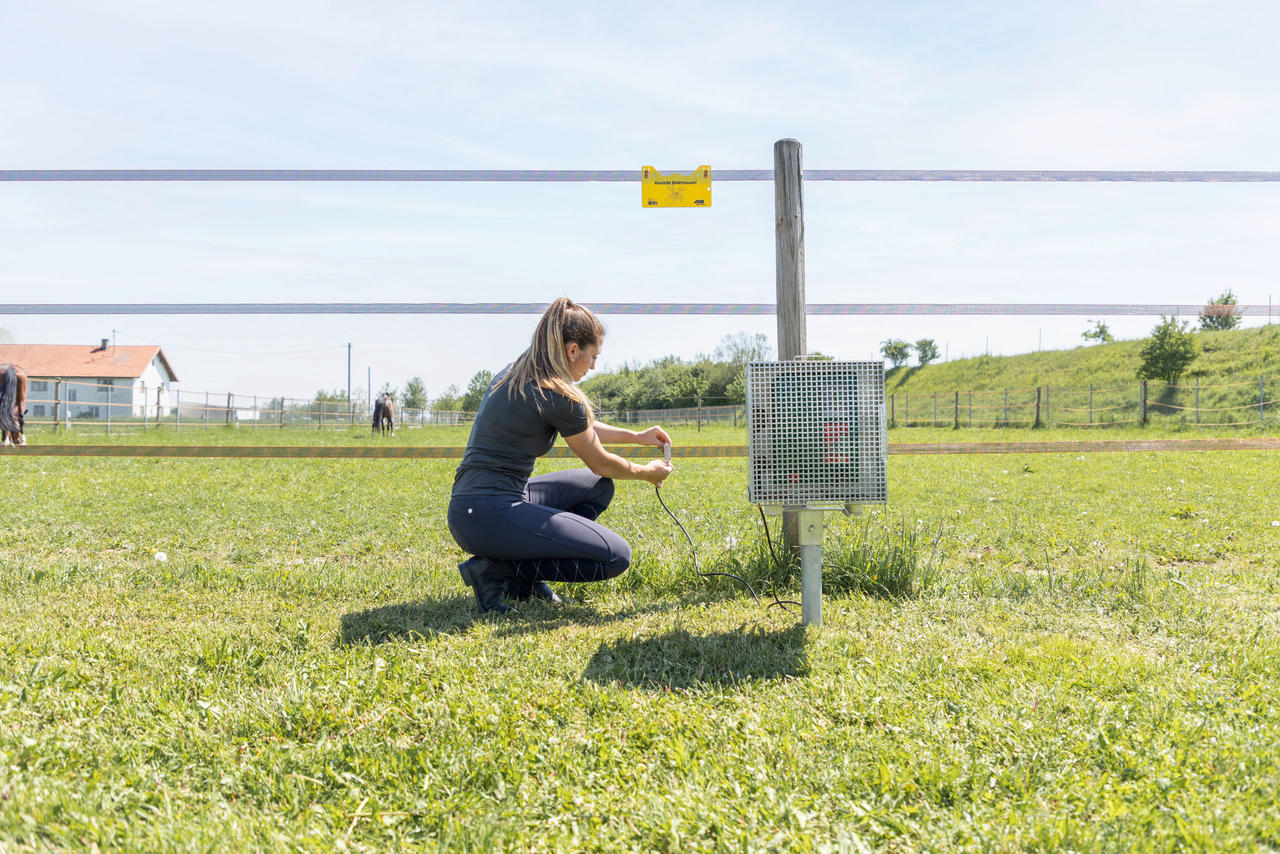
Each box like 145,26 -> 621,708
746,360 -> 887,506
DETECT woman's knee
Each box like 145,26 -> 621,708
599,537 -> 631,580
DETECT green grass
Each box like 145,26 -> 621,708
3,429 -> 1280,850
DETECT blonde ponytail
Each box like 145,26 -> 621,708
497,298 -> 604,420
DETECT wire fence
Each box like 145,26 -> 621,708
24,381 -> 750,433
23,375 -> 1280,435
888,375 -> 1279,429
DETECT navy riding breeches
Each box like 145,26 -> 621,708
447,469 -> 631,583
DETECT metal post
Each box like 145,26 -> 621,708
798,509 -> 824,627
774,138 -> 806,561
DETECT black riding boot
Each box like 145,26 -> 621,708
458,557 -> 516,614
506,579 -> 564,606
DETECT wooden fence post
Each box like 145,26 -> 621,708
1034,387 -> 1042,428
1140,381 -> 1148,425
953,391 -> 959,430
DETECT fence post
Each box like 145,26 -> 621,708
226,392 -> 233,426
54,380 -> 61,432
106,381 -> 112,435
696,394 -> 702,432
1034,387 -> 1042,428
1195,377 -> 1199,424
1140,381 -> 1148,425
889,394 -> 895,428
155,386 -> 162,428
953,391 -> 959,430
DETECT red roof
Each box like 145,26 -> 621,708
0,344 -> 178,382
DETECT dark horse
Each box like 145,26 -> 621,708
372,392 -> 395,436
0,363 -> 28,446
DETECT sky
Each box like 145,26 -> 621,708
2,0 -> 1279,406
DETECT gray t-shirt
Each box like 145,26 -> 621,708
451,366 -> 591,498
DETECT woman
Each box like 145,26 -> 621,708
447,298 -> 674,613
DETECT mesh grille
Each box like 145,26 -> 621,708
746,360 -> 887,506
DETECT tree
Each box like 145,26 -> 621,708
432,384 -> 462,411
1199,289 -> 1241,331
402,376 -> 428,410
459,370 -> 494,411
1137,316 -> 1199,385
1082,320 -> 1114,344
914,338 -> 940,366
713,331 -> 772,365
880,339 -> 911,368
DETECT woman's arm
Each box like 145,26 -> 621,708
593,421 -> 671,447
564,425 -> 672,485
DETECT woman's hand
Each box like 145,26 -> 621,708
636,425 -> 672,447
635,459 -> 674,486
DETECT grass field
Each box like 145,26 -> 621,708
3,427 -> 1280,850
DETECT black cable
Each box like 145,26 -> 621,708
756,507 -> 802,612
654,485 -> 760,605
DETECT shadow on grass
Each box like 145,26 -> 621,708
337,596 -> 478,646
338,596 -> 683,647
582,624 -> 808,690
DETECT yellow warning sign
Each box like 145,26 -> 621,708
641,165 -> 711,208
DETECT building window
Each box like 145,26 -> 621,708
68,389 -> 77,402
33,405 -> 46,417
98,378 -> 113,387
31,380 -> 48,392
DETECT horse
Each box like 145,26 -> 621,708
372,392 -> 395,436
0,363 -> 28,446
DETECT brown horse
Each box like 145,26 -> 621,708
372,392 -> 395,436
0,363 -> 28,446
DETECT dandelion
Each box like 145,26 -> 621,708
154,552 -> 168,562
1272,521 -> 1280,528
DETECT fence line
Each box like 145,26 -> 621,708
7,169 -> 1280,182
21,374 -> 1279,434
0,301 -> 1276,317
7,436 -> 1280,459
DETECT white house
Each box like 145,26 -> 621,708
0,340 -> 178,424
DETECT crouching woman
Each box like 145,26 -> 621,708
447,298 -> 673,613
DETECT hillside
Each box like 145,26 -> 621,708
882,324 -> 1280,428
